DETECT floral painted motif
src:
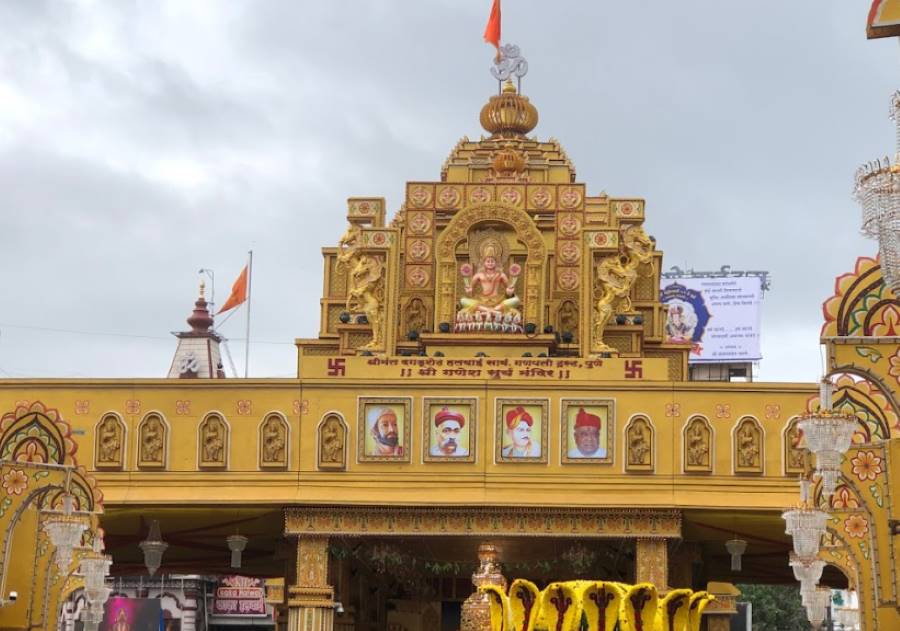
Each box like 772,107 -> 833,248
890,348 -> 900,386
715,404 -> 730,419
665,403 -> 681,418
851,450 -> 883,481
2,469 -> 27,495
236,400 -> 252,415
844,514 -> 869,539
830,485 -> 860,510
175,400 -> 191,415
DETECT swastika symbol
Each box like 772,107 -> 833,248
624,360 -> 643,379
327,358 -> 347,377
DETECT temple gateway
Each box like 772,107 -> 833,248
0,54 -> 897,631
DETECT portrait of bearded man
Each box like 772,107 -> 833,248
430,406 -> 469,457
368,407 -> 404,457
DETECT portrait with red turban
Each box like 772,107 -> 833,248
562,400 -> 613,463
497,399 -> 547,462
425,399 -> 475,462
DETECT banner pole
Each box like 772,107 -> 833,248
244,250 -> 253,378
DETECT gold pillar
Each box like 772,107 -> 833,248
635,538 -> 668,589
287,535 -> 334,631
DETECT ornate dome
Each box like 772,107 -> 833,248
480,80 -> 538,138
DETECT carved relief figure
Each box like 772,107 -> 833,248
97,416 -> 122,464
737,421 -> 760,469
456,229 -> 523,333
686,419 -> 710,468
628,418 -> 651,467
261,415 -> 286,466
336,224 -> 361,268
786,421 -> 805,470
319,415 -> 346,468
139,416 -> 164,465
405,298 -> 428,335
558,300 -> 578,339
347,254 -> 386,350
200,415 -> 226,466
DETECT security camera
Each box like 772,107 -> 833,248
334,601 -> 344,614
8,591 -> 17,602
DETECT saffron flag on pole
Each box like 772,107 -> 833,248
484,0 -> 501,59
217,265 -> 249,314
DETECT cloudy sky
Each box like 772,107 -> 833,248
0,1 -> 895,381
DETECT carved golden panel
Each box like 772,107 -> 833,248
407,211 -> 433,236
625,416 -> 654,472
604,333 -> 633,354
407,184 -> 433,209
784,417 -> 806,475
405,265 -> 431,289
437,185 -> 463,209
467,185 -> 493,205
347,197 -> 384,220
585,231 -> 619,250
558,214 -> 582,238
406,238 -> 432,263
318,413 -> 347,471
498,185 -> 525,208
557,267 -> 580,291
558,185 -> 585,210
734,417 -> 763,475
198,413 -> 228,469
557,241 -> 581,265
137,413 -> 167,470
527,185 -> 554,210
613,199 -> 645,220
95,413 -> 125,470
683,416 -> 712,473
260,413 -> 289,470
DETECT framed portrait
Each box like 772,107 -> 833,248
423,398 -> 477,462
561,399 -> 615,464
357,397 -> 411,462
495,398 -> 549,463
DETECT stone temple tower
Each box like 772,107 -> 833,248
167,281 -> 226,378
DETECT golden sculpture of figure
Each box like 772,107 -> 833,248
628,420 -> 650,466
404,297 -> 427,334
788,424 -> 805,469
456,229 -> 523,333
98,417 -> 120,463
346,255 -> 386,350
592,256 -> 637,352
336,224 -> 361,269
112,608 -> 130,631
141,418 -> 163,463
263,417 -> 285,463
558,300 -> 578,338
623,225 -> 654,270
203,418 -> 224,463
687,422 -> 709,467
738,424 -> 759,468
320,416 -> 344,465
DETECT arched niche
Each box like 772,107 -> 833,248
682,415 -> 713,474
434,203 -> 546,328
624,414 -> 654,473
94,412 -> 126,470
198,412 -> 229,469
733,416 -> 764,475
783,416 -> 805,475
137,412 -> 168,469
259,411 -> 289,469
317,412 -> 348,471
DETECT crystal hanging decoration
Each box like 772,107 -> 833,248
798,380 -> 856,499
782,479 -> 828,561
855,91 -> 900,294
42,494 -> 88,574
725,539 -> 747,571
139,520 -> 168,576
226,534 -> 248,569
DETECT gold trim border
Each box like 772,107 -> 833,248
284,506 -> 681,538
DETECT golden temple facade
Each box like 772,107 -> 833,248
0,78 -> 897,631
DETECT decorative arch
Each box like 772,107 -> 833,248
807,373 -> 894,443
782,416 -> 806,475
137,412 -> 168,469
623,414 -> 654,472
317,412 -> 348,471
435,203 -> 547,327
259,411 -> 290,469
732,416 -> 764,475
198,412 -> 229,469
821,256 -> 899,337
94,412 -> 126,470
0,401 -> 75,465
682,416 -> 713,474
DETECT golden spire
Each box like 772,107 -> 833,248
479,79 -> 538,138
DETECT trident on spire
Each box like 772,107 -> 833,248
491,43 -> 528,93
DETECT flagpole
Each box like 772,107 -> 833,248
244,250 -> 253,378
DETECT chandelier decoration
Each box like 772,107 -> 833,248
79,534 -> 112,628
724,538 -> 747,571
139,520 -> 168,576
41,494 -> 89,574
835,591 -> 861,631
855,91 -> 900,294
804,586 -> 832,628
782,479 -> 828,561
226,533 -> 248,569
798,380 -> 857,499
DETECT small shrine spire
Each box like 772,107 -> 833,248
168,280 -> 226,379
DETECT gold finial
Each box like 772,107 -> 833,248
479,81 -> 539,138
502,79 -> 517,94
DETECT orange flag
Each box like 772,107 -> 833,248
217,265 -> 248,314
483,0 -> 501,58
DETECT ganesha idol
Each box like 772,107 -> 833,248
455,230 -> 524,334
